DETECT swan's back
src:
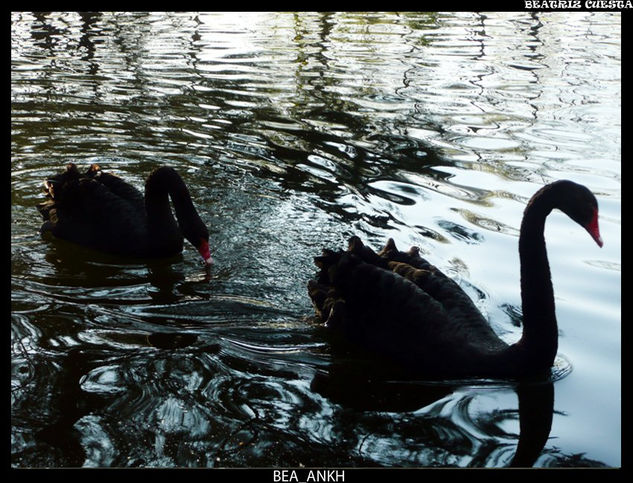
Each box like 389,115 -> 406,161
86,165 -> 144,208
308,237 -> 508,377
38,163 -> 149,256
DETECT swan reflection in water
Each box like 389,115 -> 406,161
41,233 -> 214,303
310,356 -> 556,467
31,344 -> 556,467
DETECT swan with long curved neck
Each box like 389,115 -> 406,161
38,163 -> 213,264
307,180 -> 602,379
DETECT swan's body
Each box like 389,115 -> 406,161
308,180 -> 602,379
38,163 -> 212,264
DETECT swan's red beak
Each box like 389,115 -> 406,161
198,239 -> 213,265
586,208 -> 603,248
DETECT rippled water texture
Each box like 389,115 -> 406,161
11,12 -> 621,468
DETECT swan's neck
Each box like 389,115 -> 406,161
144,167 -> 205,247
517,192 -> 557,368
145,180 -> 178,232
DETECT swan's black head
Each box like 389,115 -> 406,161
182,221 -> 212,265
551,180 -> 603,247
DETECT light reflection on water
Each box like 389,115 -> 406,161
11,11 -> 620,468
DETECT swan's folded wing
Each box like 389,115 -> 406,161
87,165 -> 144,209
372,238 -> 492,335
386,262 -> 484,322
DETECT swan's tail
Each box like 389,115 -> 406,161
308,248 -> 345,323
38,164 -> 78,226
38,164 -> 100,207
308,236 -> 425,324
37,164 -> 101,234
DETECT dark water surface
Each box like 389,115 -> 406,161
11,12 -> 621,468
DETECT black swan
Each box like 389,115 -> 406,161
307,180 -> 603,379
37,163 -> 213,264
